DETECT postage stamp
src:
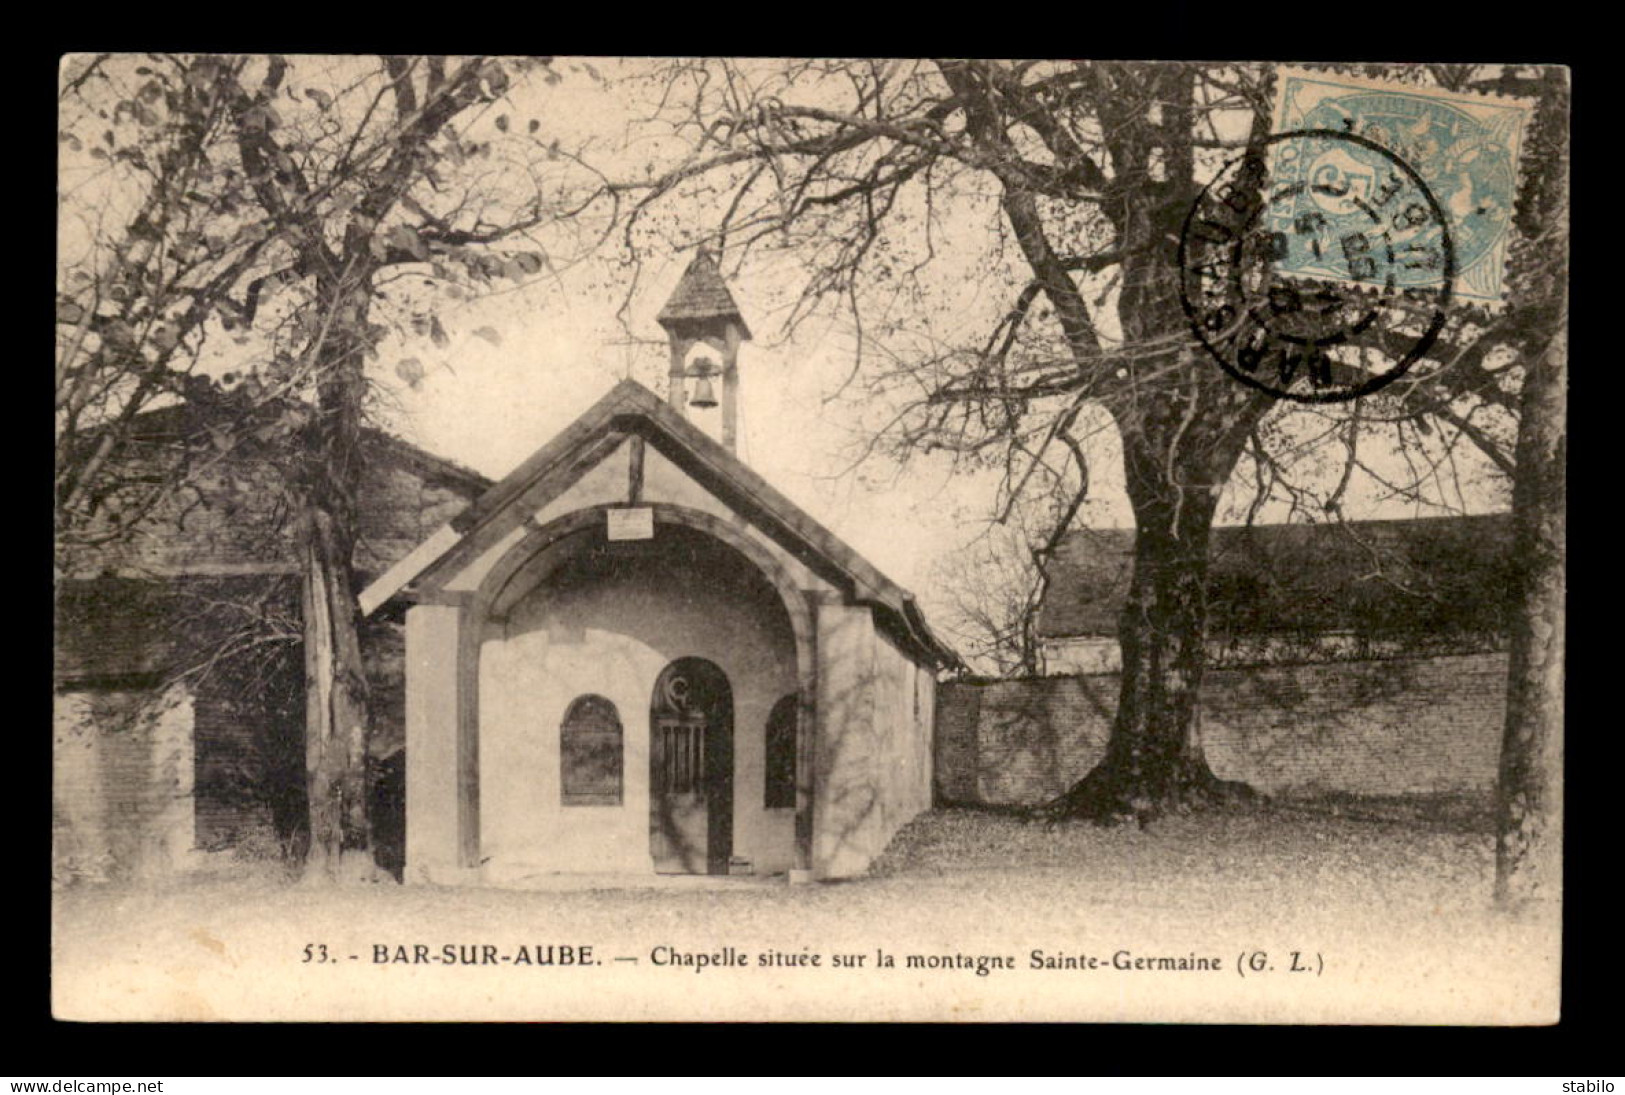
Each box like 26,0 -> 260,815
1178,128 -> 1454,402
1271,67 -> 1533,307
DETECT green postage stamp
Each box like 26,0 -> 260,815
1271,67 -> 1533,306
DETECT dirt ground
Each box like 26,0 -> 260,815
51,806 -> 1560,1024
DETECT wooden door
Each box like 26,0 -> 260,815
649,659 -> 733,874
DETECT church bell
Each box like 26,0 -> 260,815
687,358 -> 720,409
689,375 -> 719,409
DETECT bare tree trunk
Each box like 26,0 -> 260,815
298,307 -> 381,884
1492,65 -> 1568,915
1042,414 -> 1259,823
1031,70 -> 1272,824
300,505 -> 378,883
1495,321 -> 1565,910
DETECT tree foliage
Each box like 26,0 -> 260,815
57,53 -> 606,879
57,54 -> 602,549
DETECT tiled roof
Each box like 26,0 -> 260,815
1037,513 -> 1515,640
656,251 -> 752,339
60,404 -> 492,582
116,402 -> 491,495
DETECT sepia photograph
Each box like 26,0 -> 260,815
52,55 -> 1566,1023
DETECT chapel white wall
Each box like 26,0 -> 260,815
811,608 -> 936,880
477,545 -> 799,879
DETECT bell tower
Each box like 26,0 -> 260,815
656,249 -> 753,453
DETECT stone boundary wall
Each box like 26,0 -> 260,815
935,652 -> 1508,805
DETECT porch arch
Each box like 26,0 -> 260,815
456,502 -> 820,875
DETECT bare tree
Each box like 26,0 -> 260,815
57,53 -> 609,880
610,59 -> 1563,825
1491,67 -> 1568,911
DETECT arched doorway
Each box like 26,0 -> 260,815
649,657 -> 733,874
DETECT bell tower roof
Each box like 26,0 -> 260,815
656,250 -> 753,341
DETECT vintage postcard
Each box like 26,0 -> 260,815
53,57 -> 1566,1023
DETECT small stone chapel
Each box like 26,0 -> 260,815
362,252 -> 959,885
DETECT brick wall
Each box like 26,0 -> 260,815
935,652 -> 1508,805
56,627 -> 411,879
53,684 -> 194,883
61,444 -> 483,580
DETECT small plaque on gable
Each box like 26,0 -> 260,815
606,507 -> 654,541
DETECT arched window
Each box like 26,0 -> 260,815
560,694 -> 623,806
764,694 -> 797,809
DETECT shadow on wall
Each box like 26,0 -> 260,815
813,629 -> 936,880
934,652 -> 1511,806
941,676 -> 1114,806
814,656 -> 879,878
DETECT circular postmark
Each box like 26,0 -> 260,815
1178,129 -> 1455,403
